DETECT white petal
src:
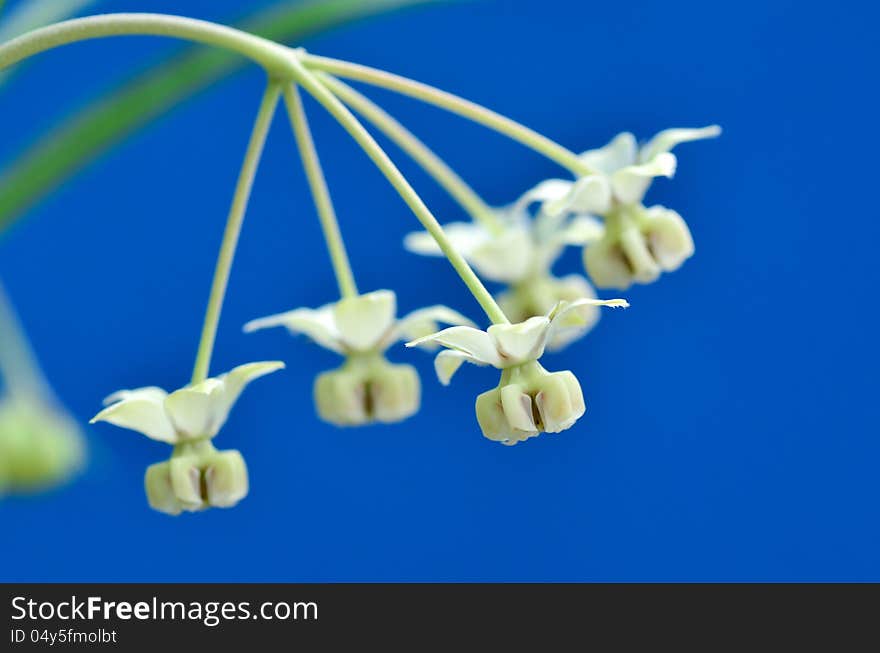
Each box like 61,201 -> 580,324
610,152 -> 677,204
488,316 -> 550,364
434,349 -> 483,385
164,379 -> 225,440
544,175 -> 612,217
510,179 -> 575,214
467,223 -> 534,283
554,215 -> 606,246
639,125 -> 722,163
579,132 -> 638,174
214,361 -> 286,429
549,297 -> 628,328
244,305 -> 342,353
334,290 -> 397,351
388,305 -> 476,350
406,326 -> 502,367
90,387 -> 177,443
403,222 -> 488,257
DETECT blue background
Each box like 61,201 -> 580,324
1,0 -> 877,581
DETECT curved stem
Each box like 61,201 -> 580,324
288,60 -> 509,325
282,84 -> 358,299
0,13 -> 297,78
319,73 -> 501,232
301,54 -> 593,177
0,279 -> 53,402
191,81 -> 281,384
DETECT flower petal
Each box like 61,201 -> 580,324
639,125 -> 722,163
544,175 -> 612,217
554,215 -> 606,246
334,290 -> 397,352
243,305 -> 342,353
468,224 -> 534,283
90,387 -> 177,443
488,316 -> 550,364
164,379 -> 225,440
403,222 -> 488,257
579,132 -> 638,174
215,361 -> 285,429
549,297 -> 628,331
406,326 -> 502,367
389,305 -> 476,351
610,152 -> 677,204
434,349 -> 483,385
510,179 -> 575,214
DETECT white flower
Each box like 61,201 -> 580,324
403,195 -> 604,285
584,205 -> 695,290
244,289 -> 473,354
244,289 -> 474,426
406,298 -> 628,385
535,126 -> 722,217
90,361 -> 285,443
144,448 -> 248,516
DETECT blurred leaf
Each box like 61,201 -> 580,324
0,0 -> 436,235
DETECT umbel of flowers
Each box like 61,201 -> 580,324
0,13 -> 719,513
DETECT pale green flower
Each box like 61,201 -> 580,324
406,298 -> 627,445
0,398 -> 84,495
90,361 -> 283,515
245,289 -> 473,426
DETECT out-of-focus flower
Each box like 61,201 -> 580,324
0,398 -> 84,495
245,289 -> 473,426
406,298 -> 627,445
90,361 -> 283,515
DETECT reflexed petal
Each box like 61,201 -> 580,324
488,316 -> 550,364
549,297 -> 629,326
434,349 -> 483,385
334,290 -> 397,351
403,222 -> 488,257
243,306 -> 342,353
469,224 -> 534,282
610,152 -> 677,204
639,125 -> 722,163
511,178 -> 575,214
164,379 -> 225,440
407,326 -> 502,367
545,175 -> 612,216
215,361 -> 285,427
390,305 -> 476,350
90,387 -> 177,443
641,206 -> 694,271
579,132 -> 638,173
554,215 -> 606,246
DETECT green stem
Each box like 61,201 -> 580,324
191,81 -> 281,384
301,54 -> 593,177
288,60 -> 509,325
318,73 -> 501,232
0,279 -> 52,401
281,84 -> 359,299
0,13 -> 298,77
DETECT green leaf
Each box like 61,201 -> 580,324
0,0 -> 436,235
